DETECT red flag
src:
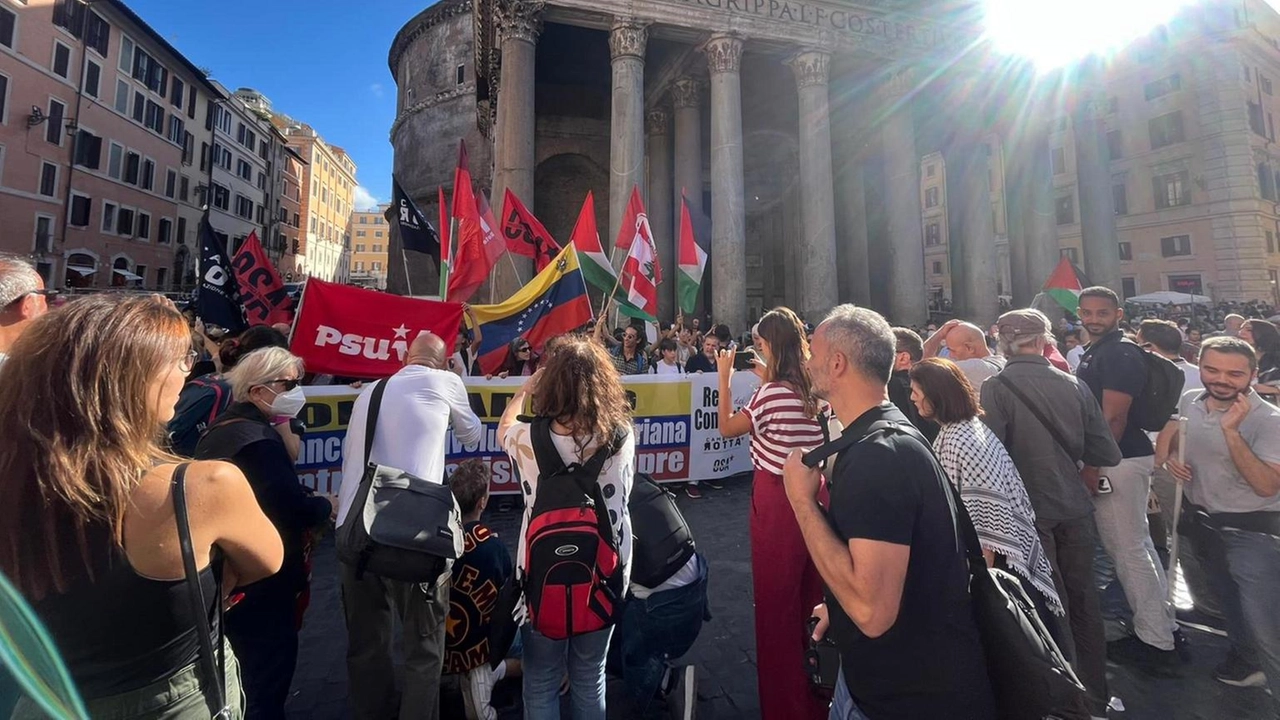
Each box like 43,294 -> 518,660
290,278 -> 464,377
500,189 -> 562,271
230,230 -> 294,326
613,186 -> 649,253
446,145 -> 502,302
477,190 -> 504,267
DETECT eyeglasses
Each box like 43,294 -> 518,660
178,349 -> 199,374
265,378 -> 301,391
5,288 -> 59,308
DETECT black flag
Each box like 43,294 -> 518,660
393,176 -> 440,258
196,213 -> 247,334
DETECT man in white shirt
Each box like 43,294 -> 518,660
338,331 -> 484,720
1065,328 -> 1086,372
0,254 -> 51,368
922,318 -> 1006,390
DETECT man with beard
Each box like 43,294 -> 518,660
1157,338 -> 1280,711
1075,286 -> 1180,672
684,334 -> 720,374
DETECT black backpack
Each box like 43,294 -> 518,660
627,473 -> 696,589
336,379 -> 464,583
167,374 -> 232,457
523,418 -> 625,640
1125,338 -> 1186,432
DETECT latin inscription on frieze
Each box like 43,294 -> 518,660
674,0 -> 950,49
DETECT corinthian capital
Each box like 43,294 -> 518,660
646,107 -> 671,136
787,50 -> 830,90
496,0 -> 544,44
703,33 -> 744,75
671,76 -> 703,109
609,19 -> 649,61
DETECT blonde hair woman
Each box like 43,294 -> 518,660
0,295 -> 283,720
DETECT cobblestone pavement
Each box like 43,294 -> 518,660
287,475 -> 1273,719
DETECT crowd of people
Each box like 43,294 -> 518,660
2,248 -> 1280,720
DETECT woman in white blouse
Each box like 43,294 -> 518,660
908,358 -> 1064,623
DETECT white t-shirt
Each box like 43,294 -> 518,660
1067,346 -> 1085,372
651,359 -> 684,375
337,365 -> 484,526
631,553 -> 701,599
954,355 -> 1006,390
503,423 -> 635,590
1174,359 -> 1204,393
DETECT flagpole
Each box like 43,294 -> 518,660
401,247 -> 414,297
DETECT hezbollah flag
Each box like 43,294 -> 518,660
1042,256 -> 1086,314
470,244 -> 594,375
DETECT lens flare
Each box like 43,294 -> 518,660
985,0 -> 1193,68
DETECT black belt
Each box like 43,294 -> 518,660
1182,500 -> 1280,538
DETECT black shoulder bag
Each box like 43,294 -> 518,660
803,420 -> 1090,720
173,464 -> 232,719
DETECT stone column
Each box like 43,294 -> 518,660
703,33 -> 747,333
671,76 -> 703,233
608,19 -> 649,252
787,49 -> 839,320
1004,142 -> 1032,307
647,107 -> 675,321
1073,78 -> 1120,293
834,129 -> 870,306
490,0 -> 542,300
1023,127 -> 1062,304
879,70 -> 927,326
947,141 -> 999,325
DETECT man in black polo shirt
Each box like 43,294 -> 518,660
1075,286 -> 1180,671
782,304 -> 994,719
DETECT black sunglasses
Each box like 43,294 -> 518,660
265,378 -> 301,391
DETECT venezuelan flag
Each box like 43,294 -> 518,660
471,244 -> 595,375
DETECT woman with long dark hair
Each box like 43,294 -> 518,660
908,358 -> 1063,623
0,295 -> 283,719
490,336 -> 538,379
1239,319 -> 1280,402
715,307 -> 827,720
498,334 -> 635,720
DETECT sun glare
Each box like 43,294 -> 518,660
985,0 -> 1193,69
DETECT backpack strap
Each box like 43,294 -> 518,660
989,375 -> 1076,463
529,417 -> 568,478
363,379 -> 388,469
173,464 -> 230,719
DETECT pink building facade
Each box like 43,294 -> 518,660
0,0 -> 219,291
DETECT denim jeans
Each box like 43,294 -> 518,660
521,623 -> 613,720
608,554 -> 709,705
828,669 -> 870,720
1203,524 -> 1280,704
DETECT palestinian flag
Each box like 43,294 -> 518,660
437,186 -> 450,297
1043,256 -> 1085,314
676,191 -> 709,315
569,191 -> 616,294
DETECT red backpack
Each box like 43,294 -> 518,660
522,418 -> 626,640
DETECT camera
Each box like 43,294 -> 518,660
803,616 -> 841,691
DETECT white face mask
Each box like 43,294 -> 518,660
266,385 -> 306,418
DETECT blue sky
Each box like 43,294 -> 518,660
128,0 -> 432,209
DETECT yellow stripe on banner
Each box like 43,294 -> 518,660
621,376 -> 691,416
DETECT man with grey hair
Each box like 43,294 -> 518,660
783,304 -> 995,719
338,330 -> 483,720
980,309 -> 1120,716
0,254 -> 51,366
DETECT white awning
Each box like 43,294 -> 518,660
112,268 -> 143,281
66,265 -> 96,276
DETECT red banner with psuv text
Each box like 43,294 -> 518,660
291,278 -> 464,378
231,231 -> 295,326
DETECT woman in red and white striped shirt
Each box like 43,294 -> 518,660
716,307 -> 827,720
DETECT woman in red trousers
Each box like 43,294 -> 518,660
716,307 -> 828,720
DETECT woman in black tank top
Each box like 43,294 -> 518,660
0,295 -> 284,720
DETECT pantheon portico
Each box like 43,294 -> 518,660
389,0 -> 1103,328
